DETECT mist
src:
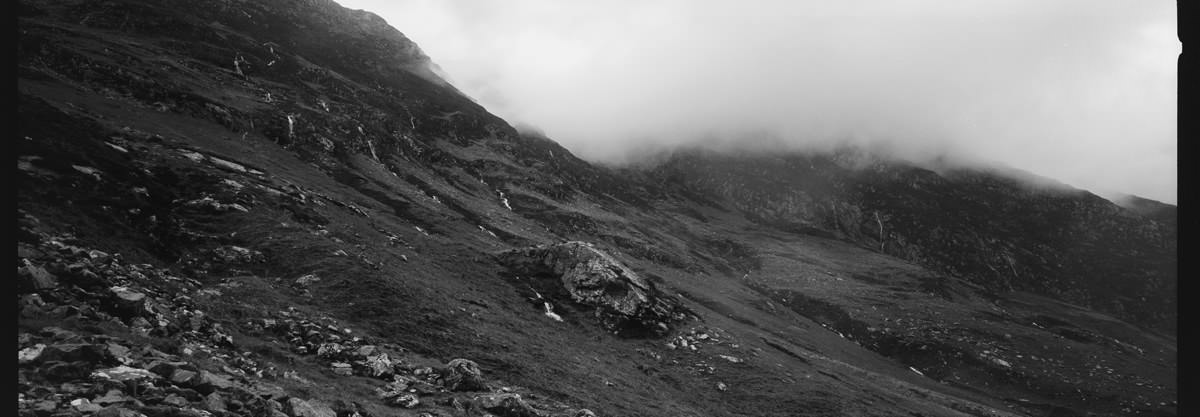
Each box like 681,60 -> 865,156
335,0 -> 1178,204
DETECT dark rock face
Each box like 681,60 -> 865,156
496,242 -> 689,336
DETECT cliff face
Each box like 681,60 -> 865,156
18,1 -> 1177,416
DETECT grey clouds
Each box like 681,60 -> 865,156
336,0 -> 1178,203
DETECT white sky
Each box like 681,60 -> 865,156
336,0 -> 1178,203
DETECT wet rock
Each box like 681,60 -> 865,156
442,358 -> 487,392
495,242 -> 689,335
475,393 -> 542,417
285,398 -> 337,417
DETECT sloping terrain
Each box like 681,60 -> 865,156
17,1 -> 1177,416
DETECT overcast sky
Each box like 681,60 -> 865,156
336,0 -> 1178,203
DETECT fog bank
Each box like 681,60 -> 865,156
337,0 -> 1178,204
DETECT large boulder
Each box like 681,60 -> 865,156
495,242 -> 689,336
442,358 -> 487,391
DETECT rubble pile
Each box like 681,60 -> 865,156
18,221 -> 598,416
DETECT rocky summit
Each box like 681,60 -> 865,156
17,0 -> 1177,416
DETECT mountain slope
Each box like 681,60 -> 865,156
17,1 -> 1177,416
648,147 -> 1177,333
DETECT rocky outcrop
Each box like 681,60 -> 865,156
495,242 -> 690,336
442,358 -> 488,392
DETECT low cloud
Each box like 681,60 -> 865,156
337,0 -> 1177,203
